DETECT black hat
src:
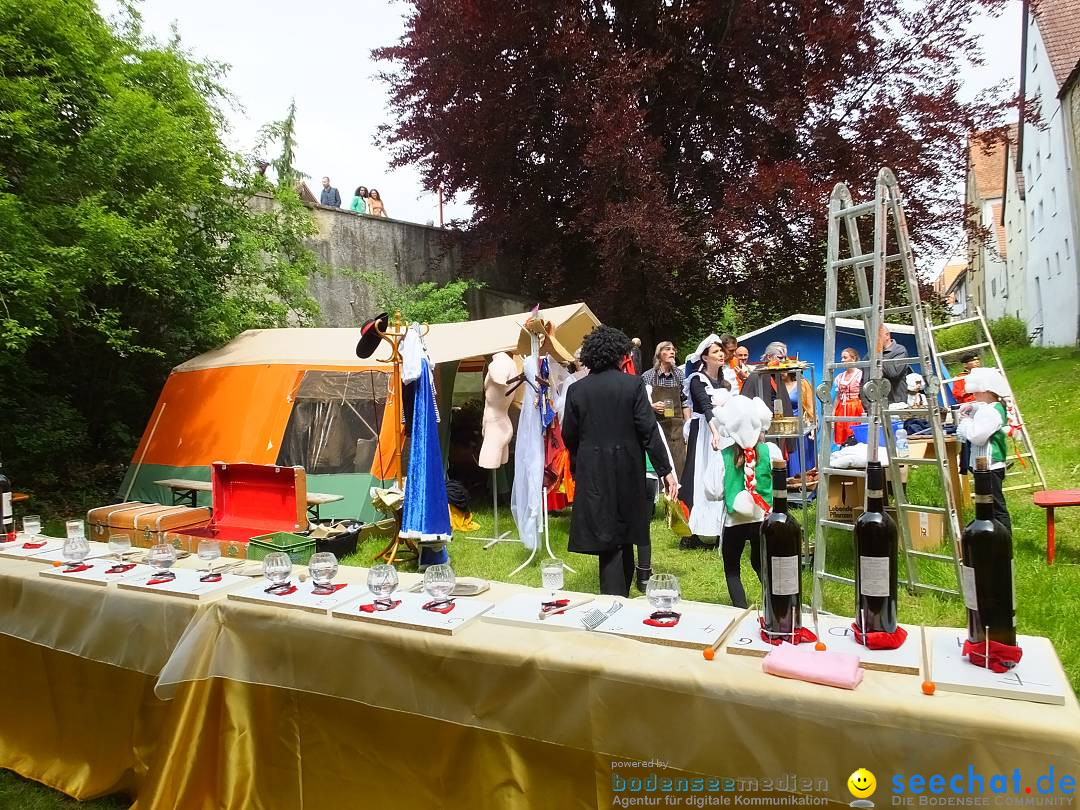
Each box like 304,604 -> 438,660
355,312 -> 389,359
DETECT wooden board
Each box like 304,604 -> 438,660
118,567 -> 249,600
39,561 -> 154,587
595,602 -> 744,650
482,592 -> 599,631
29,540 -> 118,565
332,590 -> 493,636
929,630 -> 1069,705
0,538 -> 65,560
228,579 -> 367,615
726,612 -> 923,675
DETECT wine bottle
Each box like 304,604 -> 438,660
761,459 -> 802,640
0,459 -> 13,542
962,457 -> 1016,647
853,461 -> 898,634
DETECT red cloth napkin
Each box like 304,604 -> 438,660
422,600 -> 456,614
106,563 -> 137,575
759,617 -> 819,646
61,563 -> 93,574
22,541 -> 47,549
264,584 -> 298,596
540,598 -> 571,616
199,572 -> 223,583
962,638 -> 1024,673
851,622 -> 908,650
358,599 -> 402,613
312,583 -> 347,594
147,574 -> 176,586
644,611 -> 681,628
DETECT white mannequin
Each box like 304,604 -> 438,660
479,352 -> 517,469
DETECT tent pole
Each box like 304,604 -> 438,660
125,402 -> 166,503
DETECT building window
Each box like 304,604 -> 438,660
1066,238 -> 1071,259
1056,252 -> 1062,276
1052,186 -> 1057,213
991,279 -> 997,297
1031,208 -> 1036,230
1038,199 -> 1044,229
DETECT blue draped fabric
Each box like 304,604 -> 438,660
400,358 -> 451,564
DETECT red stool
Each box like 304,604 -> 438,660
1032,490 -> 1080,565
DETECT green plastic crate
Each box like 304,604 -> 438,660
247,531 -> 315,566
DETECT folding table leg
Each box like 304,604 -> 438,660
1047,507 -> 1055,566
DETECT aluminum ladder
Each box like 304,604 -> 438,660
813,168 -> 964,611
927,304 -> 1048,495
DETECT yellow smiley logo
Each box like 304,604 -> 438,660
848,769 -> 877,799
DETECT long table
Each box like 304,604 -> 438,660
1,553 -> 1078,809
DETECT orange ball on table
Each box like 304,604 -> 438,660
921,681 -> 936,695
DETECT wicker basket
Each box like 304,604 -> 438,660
769,416 -> 801,436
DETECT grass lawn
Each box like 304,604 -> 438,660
5,345 -> 1078,807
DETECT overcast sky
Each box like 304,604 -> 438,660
96,0 -> 1022,234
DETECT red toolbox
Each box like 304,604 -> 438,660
164,462 -> 308,559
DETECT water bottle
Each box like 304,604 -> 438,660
895,427 -> 909,457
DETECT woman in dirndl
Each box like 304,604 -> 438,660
833,347 -> 864,446
678,334 -> 732,550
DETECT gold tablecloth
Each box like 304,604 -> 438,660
1,556 -> 1078,809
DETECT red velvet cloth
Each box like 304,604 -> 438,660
422,600 -> 456,614
759,617 -> 818,646
644,611 -> 681,627
851,622 -> 908,650
312,582 -> 347,595
358,599 -> 401,613
962,638 -> 1024,673
106,563 -> 137,575
264,583 -> 298,596
62,563 -> 93,574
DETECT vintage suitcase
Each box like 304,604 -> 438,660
133,505 -> 212,549
87,502 -> 175,544
164,462 -> 308,559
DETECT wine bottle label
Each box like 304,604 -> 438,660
770,555 -> 799,596
772,489 -> 787,500
1,492 -> 11,525
973,494 -> 993,504
858,556 -> 890,597
961,565 -> 978,612
866,489 -> 883,499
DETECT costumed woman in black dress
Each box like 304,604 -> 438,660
562,326 -> 679,596
679,334 -> 732,551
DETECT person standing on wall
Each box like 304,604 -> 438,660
367,188 -> 387,217
350,186 -> 369,214
562,326 -> 678,597
320,176 -> 342,208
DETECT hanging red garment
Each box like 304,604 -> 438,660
544,415 -> 575,510
619,354 -> 637,375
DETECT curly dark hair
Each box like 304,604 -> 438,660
580,325 -> 631,372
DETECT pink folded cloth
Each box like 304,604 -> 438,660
761,643 -> 863,690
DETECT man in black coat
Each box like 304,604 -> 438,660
562,326 -> 678,597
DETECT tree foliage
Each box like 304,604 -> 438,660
0,0 -> 320,503
351,269 -> 480,325
376,0 -> 1012,345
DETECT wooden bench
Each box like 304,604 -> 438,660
1032,489 -> 1080,565
153,478 -> 344,521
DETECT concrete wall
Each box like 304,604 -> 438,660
1022,20 -> 1080,346
252,195 -> 530,326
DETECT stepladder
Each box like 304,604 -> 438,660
927,304 -> 1048,500
813,168 -> 966,612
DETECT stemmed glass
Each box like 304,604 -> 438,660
62,520 -> 90,568
148,543 -> 177,579
20,515 -> 40,544
108,534 -> 132,560
646,573 -> 682,618
197,539 -> 221,572
540,558 -> 564,600
262,552 -> 292,593
308,552 -> 339,595
422,563 -> 456,606
367,563 -> 399,609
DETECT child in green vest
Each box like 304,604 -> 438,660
956,367 -> 1013,532
704,395 -> 783,608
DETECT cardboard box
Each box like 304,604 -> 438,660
826,474 -> 866,522
905,509 -> 946,551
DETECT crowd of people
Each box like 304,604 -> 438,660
563,323 -> 1014,602
320,177 -> 388,218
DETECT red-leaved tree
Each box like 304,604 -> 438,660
375,0 -> 1012,343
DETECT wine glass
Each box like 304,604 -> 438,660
197,539 -> 221,572
108,534 -> 132,560
308,552 -> 339,594
422,563 -> 456,605
62,532 -> 90,567
65,519 -> 86,543
646,573 -> 681,615
367,563 -> 398,608
148,543 -> 177,575
262,552 -> 292,591
540,557 -> 564,599
20,515 -> 41,544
